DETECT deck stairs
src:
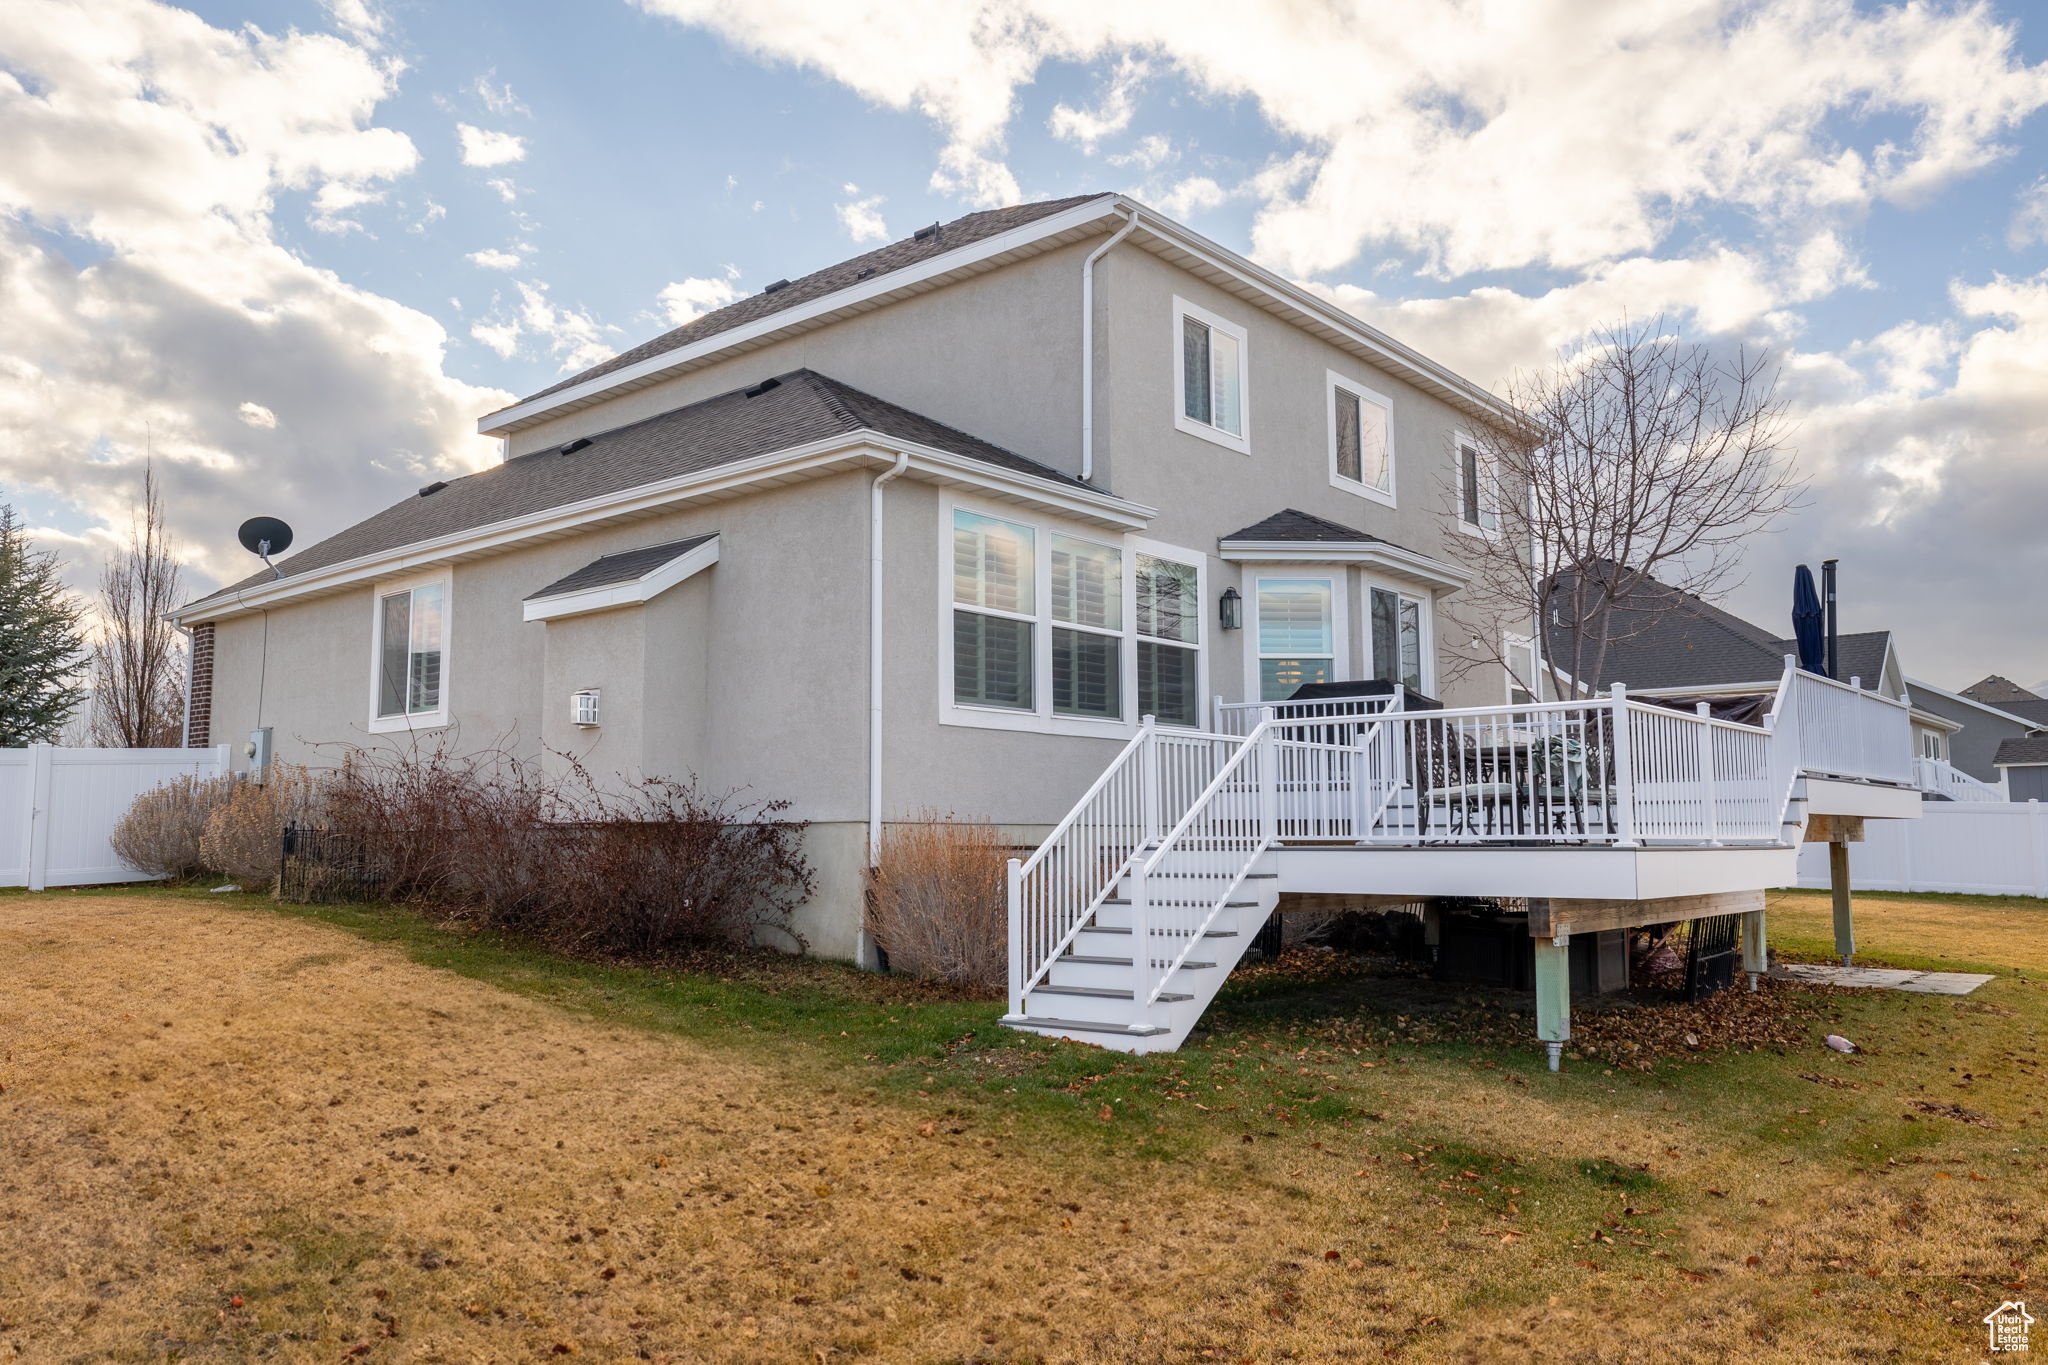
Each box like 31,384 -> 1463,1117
1001,664 -> 1919,1054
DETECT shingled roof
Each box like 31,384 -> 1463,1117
184,370 -> 1084,613
1963,674 -> 2044,705
525,534 -> 716,601
1221,508 -> 1389,544
1543,569 -> 1895,693
502,195 -> 1109,411
1994,735 -> 2048,766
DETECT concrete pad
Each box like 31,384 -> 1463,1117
1772,963 -> 1995,995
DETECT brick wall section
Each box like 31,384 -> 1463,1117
186,622 -> 213,747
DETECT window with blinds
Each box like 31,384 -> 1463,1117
1136,554 -> 1200,726
1050,535 -> 1121,719
376,582 -> 445,718
953,510 -> 1035,710
1330,375 -> 1393,500
1257,578 -> 1335,701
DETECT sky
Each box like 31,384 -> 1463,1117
2,0 -> 2046,693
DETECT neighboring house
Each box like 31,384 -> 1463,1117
1961,674 -> 2048,730
1539,571 -> 1968,776
172,193 -> 1519,960
1995,736 -> 2048,801
1902,676 -> 2042,784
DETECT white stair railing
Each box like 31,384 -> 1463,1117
1007,720 -> 1238,1015
1211,689 -> 1404,737
1914,756 -> 2006,803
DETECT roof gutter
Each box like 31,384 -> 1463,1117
1080,208 -> 1139,483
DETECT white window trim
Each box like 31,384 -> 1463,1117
366,569 -> 452,734
1361,577 -> 1434,697
1326,370 -> 1396,508
1503,629 -> 1537,705
1453,430 -> 1501,541
1171,295 -> 1251,456
1244,569 -> 1349,704
939,494 -> 1209,737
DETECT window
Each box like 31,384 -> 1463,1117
944,502 -> 1206,735
369,576 -> 448,730
953,510 -> 1035,710
1256,578 -> 1336,702
1504,632 -> 1537,705
1050,534 -> 1121,719
1136,555 -> 1200,727
1457,438 -> 1499,535
1368,586 -> 1426,694
1173,297 -> 1249,453
1329,373 -> 1394,505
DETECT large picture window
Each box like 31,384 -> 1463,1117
945,503 -> 1205,734
1256,577 -> 1336,702
369,576 -> 449,730
1173,297 -> 1249,454
1329,372 -> 1394,505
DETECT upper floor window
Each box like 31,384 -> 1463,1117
1329,372 -> 1394,506
369,574 -> 449,731
1173,297 -> 1249,454
1456,438 -> 1500,536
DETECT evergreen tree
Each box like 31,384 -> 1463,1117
0,505 -> 87,744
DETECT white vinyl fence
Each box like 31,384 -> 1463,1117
1796,800 -> 2048,898
0,744 -> 231,890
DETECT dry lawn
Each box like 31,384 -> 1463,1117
0,887 -> 2042,1363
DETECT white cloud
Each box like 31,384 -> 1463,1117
2009,179 -> 2048,249
835,184 -> 889,244
0,0 -> 509,597
1048,54 -> 1147,152
456,123 -> 526,167
410,198 -> 447,233
322,0 -> 386,47
1155,176 -> 1227,221
469,281 -> 615,371
1107,133 -> 1172,171
630,0 -> 2048,274
309,180 -> 384,233
473,71 -> 529,117
657,269 -> 743,326
466,246 -> 525,270
485,177 -> 520,203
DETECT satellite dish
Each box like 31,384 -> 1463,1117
238,516 -> 293,578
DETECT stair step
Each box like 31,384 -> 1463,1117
1060,953 -> 1216,970
1034,983 -> 1194,1003
1001,1015 -> 1170,1039
1086,925 -> 1240,938
1102,898 -> 1260,909
1141,871 -> 1277,879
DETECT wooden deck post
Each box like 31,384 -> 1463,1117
1531,901 -> 1570,1072
1828,840 -> 1855,965
1741,906 -> 1768,991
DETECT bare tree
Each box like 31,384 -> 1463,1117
89,464 -> 186,747
1444,319 -> 1803,701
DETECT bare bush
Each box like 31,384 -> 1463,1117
866,813 -> 1007,993
198,766 -> 321,887
300,739 -> 813,957
109,771 -> 239,879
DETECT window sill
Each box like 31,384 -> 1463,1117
1453,519 -> 1502,542
942,703 -> 1184,740
1331,474 -> 1396,508
366,711 -> 451,735
1173,413 -> 1250,456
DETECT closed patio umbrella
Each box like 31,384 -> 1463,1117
1792,564 -> 1826,674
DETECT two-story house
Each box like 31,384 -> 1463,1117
174,193 -> 1916,1063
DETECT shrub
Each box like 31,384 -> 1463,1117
198,765 -> 321,887
295,739 -> 814,958
110,771 -> 240,879
866,812 -> 1008,993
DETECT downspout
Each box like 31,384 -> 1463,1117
868,450 -> 912,870
1080,208 -> 1140,483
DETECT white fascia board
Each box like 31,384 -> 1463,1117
174,435 -> 1152,626
477,197 -> 1130,435
523,536 -> 721,622
1217,539 -> 1471,592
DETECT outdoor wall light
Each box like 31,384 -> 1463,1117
1219,587 -> 1242,631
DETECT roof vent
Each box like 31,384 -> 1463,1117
762,278 -> 791,294
913,222 -> 940,242
561,437 -> 592,455
417,480 -> 448,497
744,377 -> 782,398
856,266 -> 876,279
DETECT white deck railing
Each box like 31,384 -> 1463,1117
1914,756 -> 2007,803
1005,721 -> 1238,1015
1774,660 -> 1914,786
1212,690 -> 1404,737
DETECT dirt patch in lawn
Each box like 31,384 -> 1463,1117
1,891 -> 2040,1363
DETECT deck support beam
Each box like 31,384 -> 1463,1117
1531,900 -> 1570,1072
1829,840 -> 1855,965
1741,907 -> 1768,991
